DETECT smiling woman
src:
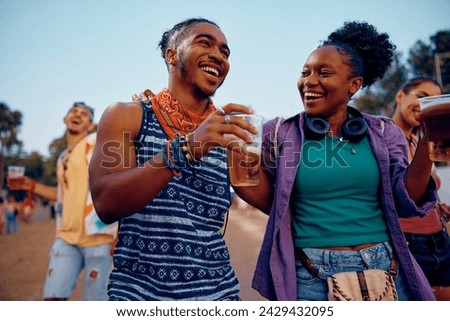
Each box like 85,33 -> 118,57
233,20 -> 439,301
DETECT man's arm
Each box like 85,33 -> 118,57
7,176 -> 57,202
89,101 -> 174,224
89,101 -> 263,224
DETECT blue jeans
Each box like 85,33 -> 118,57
6,211 -> 17,234
405,229 -> 450,286
296,241 -> 412,301
43,238 -> 113,300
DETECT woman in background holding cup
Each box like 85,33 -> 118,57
392,76 -> 450,300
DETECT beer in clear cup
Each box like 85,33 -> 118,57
7,166 -> 25,189
418,94 -> 450,161
226,113 -> 264,186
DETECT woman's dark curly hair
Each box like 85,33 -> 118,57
158,17 -> 219,61
321,21 -> 396,88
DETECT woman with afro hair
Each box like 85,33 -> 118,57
234,21 -> 437,300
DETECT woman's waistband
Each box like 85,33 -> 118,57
296,241 -> 393,265
404,228 -> 448,241
316,243 -> 379,251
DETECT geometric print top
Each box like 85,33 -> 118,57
108,102 -> 240,301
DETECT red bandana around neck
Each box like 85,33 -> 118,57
151,88 -> 216,139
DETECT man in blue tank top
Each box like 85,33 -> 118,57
89,18 -> 259,300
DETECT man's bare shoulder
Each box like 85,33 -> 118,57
98,101 -> 143,134
105,101 -> 142,115
101,101 -> 143,122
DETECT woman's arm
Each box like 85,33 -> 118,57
406,136 -> 435,203
233,118 -> 282,214
383,121 -> 437,216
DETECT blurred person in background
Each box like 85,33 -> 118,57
392,76 -> 450,300
4,195 -> 19,234
0,197 -> 5,234
8,102 -> 116,300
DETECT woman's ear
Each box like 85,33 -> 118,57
395,90 -> 405,105
349,76 -> 363,95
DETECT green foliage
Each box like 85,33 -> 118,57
408,40 -> 435,77
355,29 -> 450,115
354,52 -> 407,116
1,101 -> 65,190
0,102 -> 23,157
41,135 -> 66,186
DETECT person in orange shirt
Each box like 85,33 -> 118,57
8,102 -> 116,300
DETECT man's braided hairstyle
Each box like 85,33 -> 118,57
158,17 -> 219,66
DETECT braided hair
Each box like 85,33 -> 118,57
158,17 -> 219,61
322,21 -> 396,88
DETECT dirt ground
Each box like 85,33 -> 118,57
0,200 -> 268,301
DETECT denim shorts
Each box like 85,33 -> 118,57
43,238 -> 113,300
295,241 -> 412,301
404,229 -> 450,286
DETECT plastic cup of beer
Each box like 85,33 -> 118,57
7,166 -> 25,189
418,94 -> 450,162
226,113 -> 264,186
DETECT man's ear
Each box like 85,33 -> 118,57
349,76 -> 363,95
87,122 -> 96,133
165,48 -> 177,65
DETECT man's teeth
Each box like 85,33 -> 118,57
305,92 -> 324,98
201,66 -> 219,77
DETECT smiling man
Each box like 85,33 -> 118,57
8,101 -> 115,300
89,18 -> 257,300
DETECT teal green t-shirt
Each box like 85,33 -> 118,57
292,136 -> 389,248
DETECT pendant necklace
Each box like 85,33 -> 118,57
337,137 -> 356,155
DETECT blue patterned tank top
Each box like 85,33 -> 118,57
108,102 -> 240,300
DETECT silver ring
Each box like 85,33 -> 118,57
225,115 -> 231,124
218,107 -> 226,115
